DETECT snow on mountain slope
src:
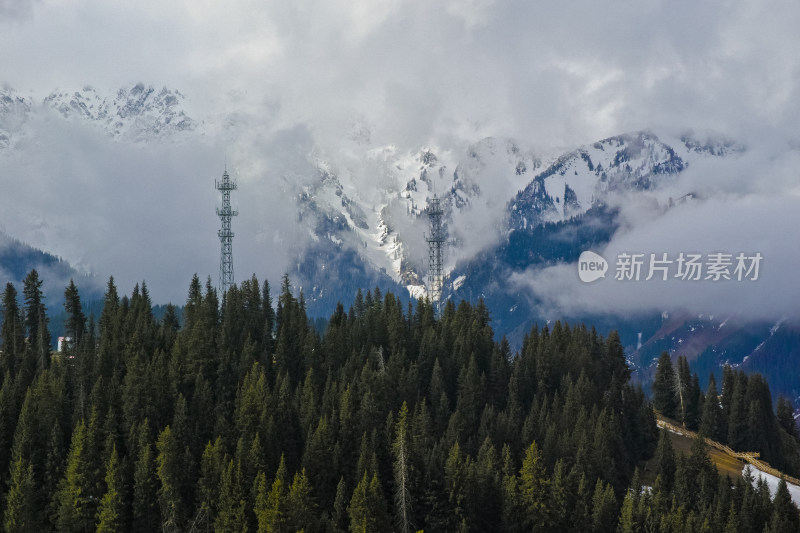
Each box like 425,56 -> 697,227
292,130 -> 743,303
0,83 -> 195,148
292,137 -> 543,298
1,82 -> 745,306
44,84 -> 196,141
0,88 -> 33,149
508,130 -> 742,232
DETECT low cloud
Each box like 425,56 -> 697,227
512,143 -> 800,321
2,0 -> 800,306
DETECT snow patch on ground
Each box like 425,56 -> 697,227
745,466 -> 800,505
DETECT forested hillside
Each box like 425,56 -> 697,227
0,270 -> 798,532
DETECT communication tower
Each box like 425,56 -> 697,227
215,169 -> 238,294
425,195 -> 445,315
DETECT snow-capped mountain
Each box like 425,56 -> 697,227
508,130 -> 742,231
0,83 -> 195,148
2,83 -> 740,305
2,83 -> 797,403
290,137 -> 543,300
292,129 -> 742,305
0,89 -> 33,149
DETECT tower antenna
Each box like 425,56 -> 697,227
425,195 -> 445,316
215,168 -> 238,294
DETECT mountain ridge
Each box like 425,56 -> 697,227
1,83 -> 795,404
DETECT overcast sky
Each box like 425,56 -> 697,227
2,0 -> 799,311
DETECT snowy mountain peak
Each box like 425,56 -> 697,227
290,130 -> 743,306
43,83 -> 195,141
507,130 -> 736,232
0,84 -> 195,149
0,88 -> 33,149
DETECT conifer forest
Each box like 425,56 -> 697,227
0,270 -> 799,532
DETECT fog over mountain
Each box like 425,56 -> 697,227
1,0 -> 799,318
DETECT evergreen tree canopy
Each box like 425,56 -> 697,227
0,273 -> 796,532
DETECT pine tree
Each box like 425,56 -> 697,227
22,269 -> 51,371
547,459 -> 572,533
501,456 -> 526,533
156,425 -> 188,532
348,471 -> 390,533
776,396 -> 796,438
654,430 -> 676,491
132,421 -> 159,533
1,282 -> 25,375
652,352 -> 676,418
332,477 -> 349,533
255,454 -> 288,532
197,437 -> 225,522
520,441 -> 550,530
215,459 -> 248,533
96,445 -> 123,532
392,401 -> 413,533
766,477 -> 800,532
0,373 -> 18,493
699,373 -> 724,441
617,488 -> 637,533
590,478 -> 617,533
726,372 -> 748,450
286,469 -> 318,532
53,419 -> 94,532
3,456 -> 38,532
64,279 -> 87,355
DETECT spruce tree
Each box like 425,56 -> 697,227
520,441 -> 550,530
254,454 -> 288,532
96,445 -> 123,532
156,426 -> 187,532
331,477 -> 349,533
699,373 -> 724,441
1,282 -> 25,375
64,279 -> 87,354
53,419 -> 94,532
3,456 -> 38,532
776,396 -> 796,438
347,471 -> 390,533
215,459 -> 248,533
766,477 -> 800,532
392,401 -> 413,533
132,421 -> 159,533
652,352 -> 676,418
590,479 -> 617,533
286,469 -> 317,532
654,430 -> 676,491
22,269 -> 51,371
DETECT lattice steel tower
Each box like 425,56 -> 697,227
425,195 -> 445,315
215,169 -> 238,294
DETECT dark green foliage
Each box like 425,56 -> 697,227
23,269 -> 51,371
652,352 -> 676,418
348,470 -> 390,533
0,274 -> 798,531
1,282 -> 25,376
699,373 -> 725,441
96,445 -> 124,532
4,456 -> 37,532
63,279 -> 87,355
777,396 -> 796,438
654,430 -> 676,491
